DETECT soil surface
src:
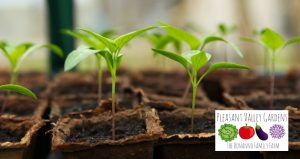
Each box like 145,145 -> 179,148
158,108 -> 215,135
0,118 -> 35,143
0,96 -> 40,117
52,96 -> 99,117
65,110 -> 146,142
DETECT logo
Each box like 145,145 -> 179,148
215,110 -> 288,151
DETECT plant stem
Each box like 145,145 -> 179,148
10,70 -> 17,84
111,71 -> 116,140
96,56 -> 103,103
191,83 -> 197,133
270,53 -> 275,108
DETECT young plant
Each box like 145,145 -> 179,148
0,41 -> 63,84
63,29 -> 116,102
159,22 -> 243,102
241,28 -> 300,107
64,26 -> 159,140
152,49 -> 248,131
0,84 -> 37,113
217,23 -> 237,61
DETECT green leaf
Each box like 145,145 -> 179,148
80,28 -> 117,52
240,37 -> 262,46
283,36 -> 300,49
10,43 -> 33,65
64,47 -> 100,71
155,35 -> 173,49
205,62 -> 249,75
114,26 -> 159,50
261,28 -> 285,51
14,44 -> 63,72
0,84 -> 37,100
182,50 -> 201,64
0,41 -> 13,63
201,36 -> 243,57
115,54 -> 123,68
152,48 -> 188,69
63,29 -> 101,49
159,22 -> 200,49
191,51 -> 211,71
100,29 -> 117,38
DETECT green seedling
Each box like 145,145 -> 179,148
0,84 -> 37,113
217,23 -> 237,61
0,41 -> 63,84
64,26 -> 159,140
64,29 -> 117,102
152,48 -> 248,131
159,22 -> 243,103
241,28 -> 300,107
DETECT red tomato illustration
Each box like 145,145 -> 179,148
239,124 -> 255,139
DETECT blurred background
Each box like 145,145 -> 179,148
0,0 -> 300,73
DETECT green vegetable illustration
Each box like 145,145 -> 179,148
218,123 -> 238,142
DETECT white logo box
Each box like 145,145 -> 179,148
215,110 -> 288,151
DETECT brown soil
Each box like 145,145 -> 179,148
0,117 -> 35,142
52,108 -> 162,151
158,108 -> 214,134
66,111 -> 146,142
0,96 -> 45,117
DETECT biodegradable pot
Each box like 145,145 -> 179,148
52,108 -> 163,159
154,108 -> 262,159
46,72 -> 128,98
0,96 -> 47,118
50,87 -> 144,121
0,116 -> 45,159
49,95 -> 99,121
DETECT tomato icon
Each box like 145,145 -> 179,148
239,124 -> 255,140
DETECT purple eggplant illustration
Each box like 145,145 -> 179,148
255,123 -> 268,141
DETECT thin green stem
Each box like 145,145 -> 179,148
191,82 -> 197,133
270,53 -> 275,108
111,69 -> 116,140
191,70 -> 198,132
10,69 -> 17,84
96,56 -> 103,103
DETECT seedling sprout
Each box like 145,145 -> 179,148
64,29 -> 117,102
241,28 -> 300,107
64,26 -> 159,140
